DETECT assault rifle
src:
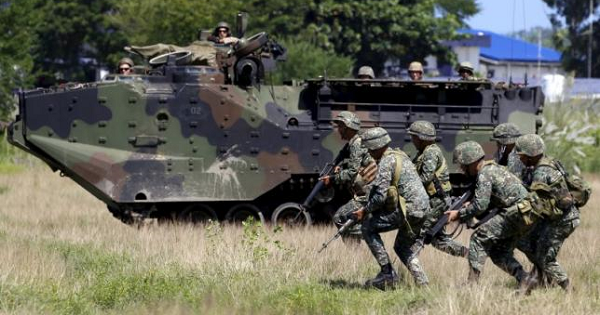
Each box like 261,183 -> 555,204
317,217 -> 357,253
301,144 -> 349,209
423,188 -> 473,244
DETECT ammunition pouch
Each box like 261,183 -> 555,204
515,199 -> 537,226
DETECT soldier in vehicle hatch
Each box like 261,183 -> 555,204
407,121 -> 468,258
352,127 -> 431,289
457,62 -> 479,81
117,57 -> 134,75
207,21 -> 239,45
321,111 -> 372,242
491,123 -> 524,177
408,62 -> 424,81
357,66 -> 375,80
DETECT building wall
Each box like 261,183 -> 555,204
482,62 -> 562,82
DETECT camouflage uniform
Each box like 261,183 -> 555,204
362,148 -> 431,285
332,134 -> 371,236
491,123 -> 524,176
514,135 -> 580,288
413,143 -> 468,257
454,141 -> 534,283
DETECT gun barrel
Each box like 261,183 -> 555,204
302,181 -> 325,208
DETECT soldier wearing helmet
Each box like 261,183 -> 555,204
357,66 -> 375,80
117,57 -> 134,75
321,112 -> 373,242
491,123 -> 524,176
208,21 -> 239,44
408,121 -> 468,258
408,61 -> 424,81
352,127 -> 431,289
445,141 -> 536,287
457,61 -> 478,81
514,134 -> 579,293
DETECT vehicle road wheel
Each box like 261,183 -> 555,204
271,202 -> 312,227
225,203 -> 265,225
177,204 -> 218,224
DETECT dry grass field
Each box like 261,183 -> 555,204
0,164 -> 599,315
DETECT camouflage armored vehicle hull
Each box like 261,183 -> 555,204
7,64 -> 543,225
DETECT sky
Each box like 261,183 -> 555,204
466,0 -> 554,34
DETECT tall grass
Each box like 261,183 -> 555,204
541,98 -> 600,173
0,166 -> 598,314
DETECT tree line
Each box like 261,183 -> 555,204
0,0 -> 597,120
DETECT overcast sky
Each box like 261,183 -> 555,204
466,0 -> 554,34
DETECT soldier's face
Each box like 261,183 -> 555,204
368,147 -> 386,161
409,71 -> 422,81
218,28 -> 228,39
460,162 -> 479,177
459,69 -> 472,79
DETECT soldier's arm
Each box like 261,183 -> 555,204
458,172 -> 491,221
333,143 -> 364,185
418,148 -> 438,186
363,156 -> 395,214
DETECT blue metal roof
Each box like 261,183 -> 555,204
458,29 -> 561,63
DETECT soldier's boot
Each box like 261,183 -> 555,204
515,268 -> 536,296
558,279 -> 573,293
467,269 -> 480,284
365,264 -> 399,291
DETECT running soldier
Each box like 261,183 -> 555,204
514,134 -> 580,292
352,127 -> 431,289
407,121 -> 468,257
445,141 -> 541,285
322,111 -> 371,241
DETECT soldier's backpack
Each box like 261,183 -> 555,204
538,159 -> 592,208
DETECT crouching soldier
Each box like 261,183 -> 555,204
352,127 -> 431,289
322,111 -> 372,242
407,121 -> 468,257
445,141 -> 540,285
515,134 -> 580,292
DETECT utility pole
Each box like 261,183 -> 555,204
588,0 -> 593,78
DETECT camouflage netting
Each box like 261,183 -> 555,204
127,41 -> 218,67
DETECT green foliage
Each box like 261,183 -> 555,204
0,0 -> 37,120
541,98 -> 600,173
543,0 -> 600,76
267,38 -> 354,83
111,0 -> 244,47
509,26 -> 557,50
0,134 -> 26,174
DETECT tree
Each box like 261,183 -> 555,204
543,0 -> 600,77
510,27 -> 557,50
247,0 -> 479,75
0,0 -> 38,119
267,38 -> 354,83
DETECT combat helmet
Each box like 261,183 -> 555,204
457,61 -> 474,74
491,123 -> 521,145
216,21 -> 230,31
118,57 -> 134,68
362,127 -> 391,150
407,120 -> 435,141
453,141 -> 485,165
515,134 -> 545,157
333,111 -> 361,131
408,61 -> 423,73
357,66 -> 375,79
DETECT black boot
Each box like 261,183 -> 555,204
365,264 -> 399,290
558,279 -> 573,293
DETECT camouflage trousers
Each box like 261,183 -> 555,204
468,207 -> 534,282
333,197 -> 366,236
422,196 -> 468,257
362,208 -> 429,285
517,207 -> 580,284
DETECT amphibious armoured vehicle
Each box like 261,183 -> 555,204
7,17 -> 544,226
